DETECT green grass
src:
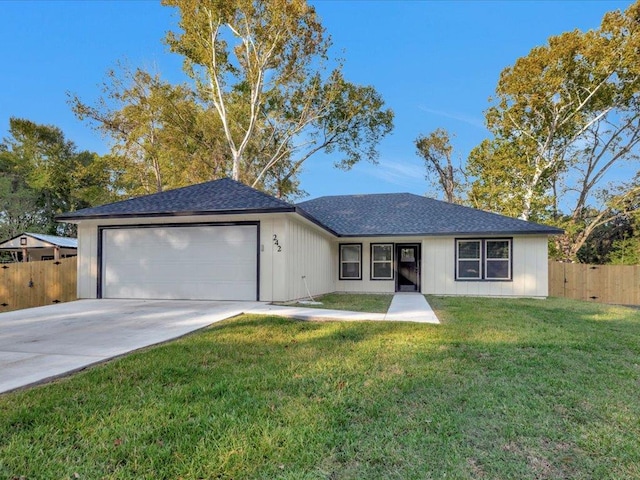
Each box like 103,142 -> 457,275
2,296 -> 640,479
281,292 -> 394,313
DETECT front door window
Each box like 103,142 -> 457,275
396,244 -> 420,292
400,248 -> 415,262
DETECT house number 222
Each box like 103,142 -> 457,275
272,234 -> 282,252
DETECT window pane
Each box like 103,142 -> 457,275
486,260 -> 509,279
487,240 -> 509,259
400,248 -> 415,262
341,245 -> 360,262
458,260 -> 481,278
373,262 -> 392,279
458,241 -> 480,259
373,244 -> 392,261
341,262 -> 360,279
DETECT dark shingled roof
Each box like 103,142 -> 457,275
57,178 -> 295,220
296,193 -> 563,236
58,178 -> 562,236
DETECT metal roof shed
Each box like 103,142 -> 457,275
0,232 -> 78,262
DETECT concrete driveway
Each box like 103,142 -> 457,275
0,299 -> 264,394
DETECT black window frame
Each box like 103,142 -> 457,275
339,243 -> 362,280
370,243 -> 394,281
455,238 -> 513,282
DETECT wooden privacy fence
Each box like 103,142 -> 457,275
0,257 -> 77,313
548,261 -> 640,306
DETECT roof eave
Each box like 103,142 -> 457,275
332,229 -> 564,238
56,206 -> 296,222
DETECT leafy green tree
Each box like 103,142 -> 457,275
0,118 -> 114,235
565,208 -> 635,264
0,173 -> 40,241
467,139 -> 556,223
603,180 -> 640,264
469,1 -> 640,261
415,128 -> 465,204
609,235 -> 640,265
163,0 -> 393,197
70,66 -> 230,197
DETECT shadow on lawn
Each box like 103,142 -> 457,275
2,297 -> 640,479
187,305 -> 640,479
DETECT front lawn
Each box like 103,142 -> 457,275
285,292 -> 394,313
1,297 -> 640,479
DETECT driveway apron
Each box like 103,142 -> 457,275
0,299 -> 262,394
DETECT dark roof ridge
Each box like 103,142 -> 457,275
57,177 -> 563,237
301,191 -> 416,201
299,191 -> 558,225
101,177 -> 293,210
57,177 -> 295,221
296,192 -> 563,236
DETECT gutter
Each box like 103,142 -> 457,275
55,207 -> 296,222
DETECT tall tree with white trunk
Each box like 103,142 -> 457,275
468,1 -> 640,261
162,0 -> 393,198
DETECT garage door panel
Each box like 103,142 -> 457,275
102,225 -> 258,301
103,279 -> 256,301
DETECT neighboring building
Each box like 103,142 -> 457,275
0,232 -> 78,262
57,178 -> 562,302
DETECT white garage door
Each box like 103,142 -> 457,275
101,224 -> 258,301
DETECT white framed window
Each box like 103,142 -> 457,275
456,238 -> 512,281
371,243 -> 393,280
485,239 -> 511,280
456,240 -> 482,279
339,243 -> 362,280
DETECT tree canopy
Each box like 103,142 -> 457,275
0,118 -> 113,238
467,1 -> 640,261
70,65 -> 231,197
414,128 -> 464,204
70,1 -> 393,199
162,0 -> 394,198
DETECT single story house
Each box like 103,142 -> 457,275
0,232 -> 78,262
56,178 -> 562,302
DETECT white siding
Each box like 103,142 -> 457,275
77,222 -> 98,298
284,217 -> 335,301
73,213 -> 336,302
75,214 -> 283,301
74,213 -> 551,301
423,235 -> 549,297
333,235 -> 550,297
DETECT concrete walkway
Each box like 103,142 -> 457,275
249,293 -> 440,324
385,293 -> 440,323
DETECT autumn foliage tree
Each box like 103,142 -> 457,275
162,0 -> 394,197
70,66 -> 230,197
414,128 -> 464,204
469,1 -> 640,261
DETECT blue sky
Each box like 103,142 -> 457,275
0,0 -> 633,200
